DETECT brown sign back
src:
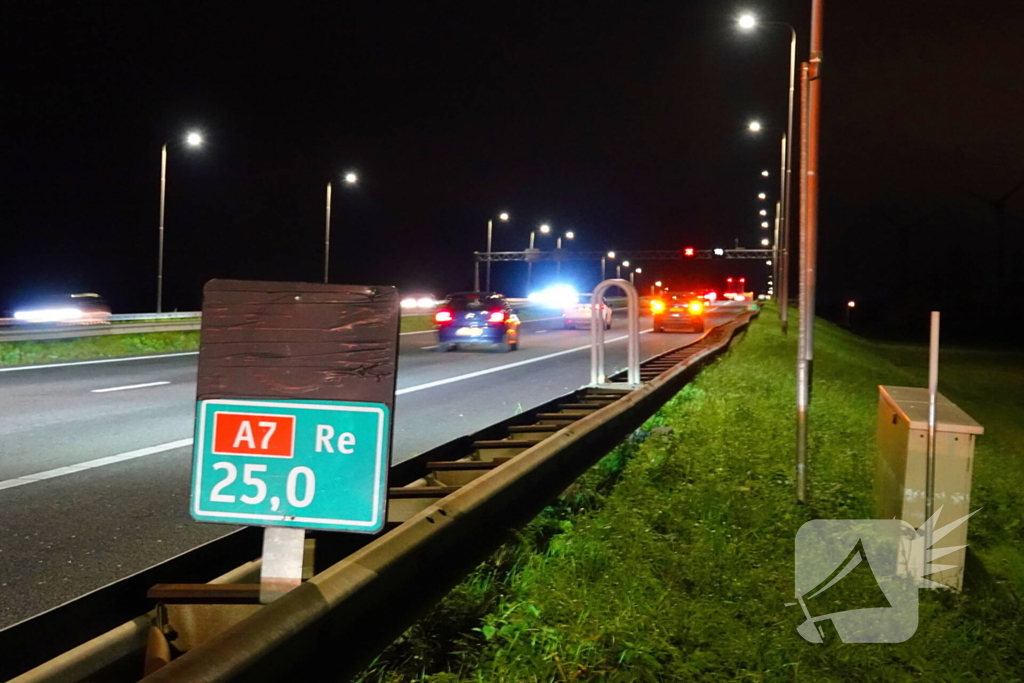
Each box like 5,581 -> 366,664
196,280 -> 400,410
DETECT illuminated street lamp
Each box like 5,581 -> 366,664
157,130 -> 204,313
556,230 -> 575,279
761,221 -> 770,228
479,211 -> 511,291
617,260 -> 630,279
325,171 -> 360,284
527,224 -> 554,292
761,238 -> 770,246
760,209 -> 767,216
739,11 -> 798,343
748,120 -> 762,132
761,170 -> 770,177
758,192 -> 767,200
844,300 -> 856,326
601,251 -> 615,280
630,267 -> 642,285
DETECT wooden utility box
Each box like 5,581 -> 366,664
875,386 -> 984,590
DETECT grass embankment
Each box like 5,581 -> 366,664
0,331 -> 201,367
0,316 -> 450,367
358,311 -> 1024,682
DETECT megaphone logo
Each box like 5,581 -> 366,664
792,508 -> 976,643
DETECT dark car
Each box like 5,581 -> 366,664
650,291 -> 707,333
434,292 -> 521,352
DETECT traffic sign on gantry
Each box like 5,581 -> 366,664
189,280 -> 400,535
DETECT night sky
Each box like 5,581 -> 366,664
3,1 -> 1022,340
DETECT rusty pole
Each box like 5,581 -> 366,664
796,0 -> 824,503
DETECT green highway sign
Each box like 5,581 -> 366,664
191,398 -> 390,533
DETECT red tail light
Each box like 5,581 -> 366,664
488,310 -> 506,323
434,310 -> 453,323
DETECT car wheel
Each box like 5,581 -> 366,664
495,333 -> 512,353
435,342 -> 453,352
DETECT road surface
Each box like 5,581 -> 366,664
0,303 -> 747,628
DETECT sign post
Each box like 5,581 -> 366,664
189,280 -> 400,603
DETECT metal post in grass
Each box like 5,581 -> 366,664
925,312 -> 940,554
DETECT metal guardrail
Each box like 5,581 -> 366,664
0,320 -> 201,343
2,307 -> 757,683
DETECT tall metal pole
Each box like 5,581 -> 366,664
795,61 -> 811,503
773,196 -> 782,306
556,236 -> 563,279
781,26 -> 797,335
324,182 -> 332,284
600,256 -> 606,280
485,219 -> 494,291
925,312 -> 940,535
796,0 -> 824,503
526,231 -> 535,294
157,144 -> 167,313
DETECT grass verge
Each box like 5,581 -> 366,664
0,316 -> 452,367
0,331 -> 200,367
358,312 -> 1024,682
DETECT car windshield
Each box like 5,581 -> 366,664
447,295 -> 504,311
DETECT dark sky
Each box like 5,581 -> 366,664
3,1 -> 1022,336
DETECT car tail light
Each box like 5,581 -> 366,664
651,300 -> 666,314
434,310 -> 453,323
688,301 -> 704,314
487,310 -> 506,323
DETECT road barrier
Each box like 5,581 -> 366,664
3,306 -> 757,683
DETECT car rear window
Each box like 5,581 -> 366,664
447,296 -> 504,311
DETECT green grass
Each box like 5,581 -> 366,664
0,316 -> 456,366
357,312 -> 1024,682
0,331 -> 201,366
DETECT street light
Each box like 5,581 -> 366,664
760,209 -> 767,216
527,224 -> 552,293
748,120 -> 762,132
556,230 -> 575,279
157,130 -> 204,313
762,170 -> 770,177
325,171 -> 360,284
630,267 -> 641,285
601,251 -> 615,280
761,238 -> 770,246
758,192 -> 767,200
480,211 -> 510,291
738,13 -> 798,342
761,221 -> 769,228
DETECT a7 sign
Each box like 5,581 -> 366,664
190,398 -> 390,533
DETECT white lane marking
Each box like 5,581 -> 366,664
395,331 -> 651,396
421,345 -> 438,350
0,327 -> 671,488
0,315 -> 571,373
535,330 -> 548,334
0,438 -> 194,492
0,352 -> 199,373
91,381 -> 171,394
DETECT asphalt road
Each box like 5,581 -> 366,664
0,303 -> 747,628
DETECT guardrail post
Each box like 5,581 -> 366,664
589,279 -> 641,387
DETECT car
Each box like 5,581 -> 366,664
12,293 -> 111,324
399,292 -> 438,310
434,292 -> 520,352
562,293 -> 612,330
650,291 -> 707,333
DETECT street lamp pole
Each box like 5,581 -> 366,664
781,24 -> 797,335
324,182 -> 332,284
796,0 -> 824,504
157,144 -> 167,313
157,132 -> 202,313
